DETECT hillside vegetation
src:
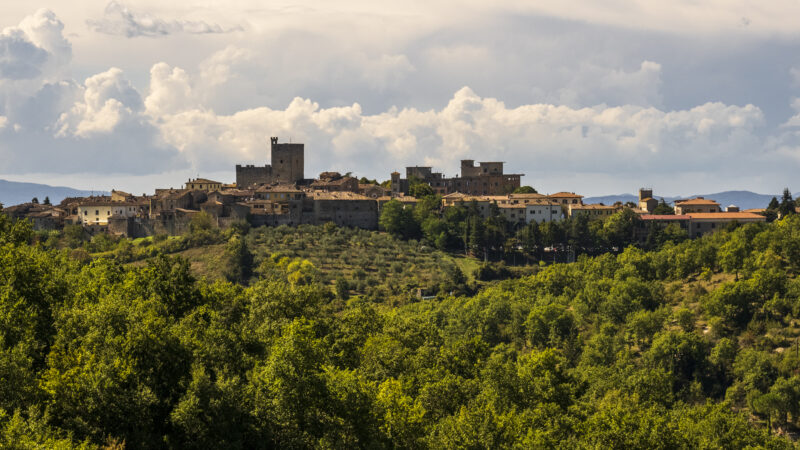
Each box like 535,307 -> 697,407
3,210 -> 800,447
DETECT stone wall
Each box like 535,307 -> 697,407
235,164 -> 273,188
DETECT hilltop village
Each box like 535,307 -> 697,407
2,137 -> 770,239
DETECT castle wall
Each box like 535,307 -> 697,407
235,165 -> 273,188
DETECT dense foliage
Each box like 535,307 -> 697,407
4,207 -> 800,447
380,196 -> 678,263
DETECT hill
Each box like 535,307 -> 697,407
584,190 -> 777,210
3,212 -> 800,447
0,179 -> 107,207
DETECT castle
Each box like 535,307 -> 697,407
235,137 -> 305,188
391,160 -> 523,196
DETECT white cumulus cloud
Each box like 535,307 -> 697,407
56,68 -> 144,137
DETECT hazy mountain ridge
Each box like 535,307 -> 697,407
583,190 -> 777,211
0,179 -> 108,207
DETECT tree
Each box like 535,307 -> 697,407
513,186 -> 537,194
644,330 -> 708,394
413,194 -> 441,224
778,188 -> 796,218
223,235 -> 253,283
407,175 -> 434,198
334,276 -> 350,300
600,209 -> 639,250
43,196 -> 51,205
409,182 -> 434,198
379,200 -> 419,239
651,199 -> 674,215
765,197 -> 780,222
768,196 -> 780,210
719,230 -> 748,280
31,197 -> 38,204
518,220 -> 542,260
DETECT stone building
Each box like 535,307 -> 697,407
524,200 -> 564,224
685,212 -> 765,237
150,190 -> 204,217
568,204 -> 621,219
360,183 -> 390,199
638,188 -> 658,213
547,192 -> 584,206
391,159 -> 523,196
77,200 -> 148,225
3,203 -> 67,230
674,197 -> 721,214
235,137 -> 305,188
310,173 -> 359,193
302,191 -> 379,229
185,178 -> 223,191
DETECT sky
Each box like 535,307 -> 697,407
0,1 -> 799,197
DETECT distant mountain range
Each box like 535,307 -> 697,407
0,179 -> 108,207
583,191 -> 778,211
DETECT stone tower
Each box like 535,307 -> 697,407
271,137 -> 304,183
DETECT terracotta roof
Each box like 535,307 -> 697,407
78,200 -> 141,207
641,214 -> 691,220
442,195 -> 489,203
308,191 -> 371,200
675,198 -> 720,206
442,192 -> 468,199
508,193 -> 546,199
570,204 -> 619,210
548,192 -> 584,198
743,208 -> 766,214
218,189 -> 254,195
524,200 -> 561,206
686,212 -> 765,220
255,184 -> 303,193
187,178 -> 222,184
311,176 -> 356,186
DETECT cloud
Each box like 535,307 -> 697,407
56,68 -> 144,137
554,61 -> 663,108
0,10 -> 186,176
145,78 -> 768,191
87,1 -> 241,38
2,6 -> 800,195
359,54 -> 416,91
0,9 -> 70,81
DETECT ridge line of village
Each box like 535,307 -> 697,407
2,137 -> 770,240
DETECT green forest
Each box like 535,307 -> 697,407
4,205 -> 800,448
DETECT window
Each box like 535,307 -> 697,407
95,210 -> 99,215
